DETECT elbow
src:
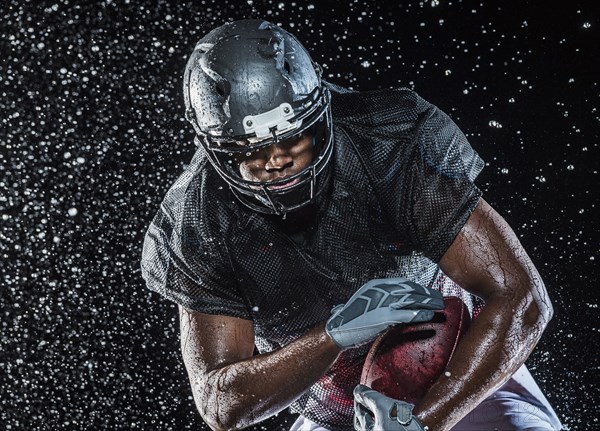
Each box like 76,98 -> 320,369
204,411 -> 249,431
523,283 -> 554,337
543,296 -> 554,325
202,414 -> 236,431
192,378 -> 245,431
536,282 -> 554,328
197,399 -> 239,431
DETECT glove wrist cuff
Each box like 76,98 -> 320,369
324,321 -> 346,350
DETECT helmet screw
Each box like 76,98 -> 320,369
246,119 -> 253,126
283,106 -> 290,114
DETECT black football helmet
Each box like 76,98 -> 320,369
183,19 -> 333,215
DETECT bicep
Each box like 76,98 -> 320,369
439,198 -> 547,306
178,305 -> 256,379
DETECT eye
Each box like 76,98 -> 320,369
282,133 -> 304,146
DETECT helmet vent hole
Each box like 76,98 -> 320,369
215,82 -> 225,97
283,58 -> 292,75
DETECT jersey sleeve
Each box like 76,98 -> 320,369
140,167 -> 251,319
404,100 -> 484,262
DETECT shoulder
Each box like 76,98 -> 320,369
327,84 -> 436,185
141,148 -> 248,316
162,146 -> 232,221
327,83 -> 438,165
146,146 -> 238,257
325,81 -> 434,128
327,83 -> 482,181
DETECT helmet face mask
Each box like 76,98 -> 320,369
184,19 -> 333,215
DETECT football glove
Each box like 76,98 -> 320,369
354,384 -> 426,431
325,277 -> 444,349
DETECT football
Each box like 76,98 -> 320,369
360,296 -> 471,405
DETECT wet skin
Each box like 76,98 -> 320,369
179,196 -> 553,428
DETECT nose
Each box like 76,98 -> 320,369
264,142 -> 293,172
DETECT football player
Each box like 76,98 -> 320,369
142,19 -> 561,431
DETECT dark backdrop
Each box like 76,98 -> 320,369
1,1 -> 598,430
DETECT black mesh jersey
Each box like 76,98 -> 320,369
141,83 -> 485,430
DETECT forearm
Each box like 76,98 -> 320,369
190,323 -> 341,430
413,290 -> 552,430
414,198 -> 555,430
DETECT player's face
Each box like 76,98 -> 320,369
237,134 -> 314,189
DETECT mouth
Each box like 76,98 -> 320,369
267,176 -> 301,190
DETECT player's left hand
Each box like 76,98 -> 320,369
354,384 -> 426,431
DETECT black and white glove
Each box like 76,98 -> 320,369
354,384 -> 426,431
325,277 -> 444,349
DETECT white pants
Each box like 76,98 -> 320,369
290,365 -> 562,431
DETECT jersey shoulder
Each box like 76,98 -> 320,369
140,146 -> 246,315
327,81 -> 431,130
157,146 -> 233,233
141,145 -> 234,283
326,82 -> 484,261
327,82 -> 482,184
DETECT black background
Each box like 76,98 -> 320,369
1,1 -> 598,430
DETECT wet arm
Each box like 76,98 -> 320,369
179,306 -> 341,431
413,198 -> 553,430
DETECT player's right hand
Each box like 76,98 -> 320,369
325,277 -> 444,349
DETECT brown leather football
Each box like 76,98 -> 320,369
360,296 -> 471,405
